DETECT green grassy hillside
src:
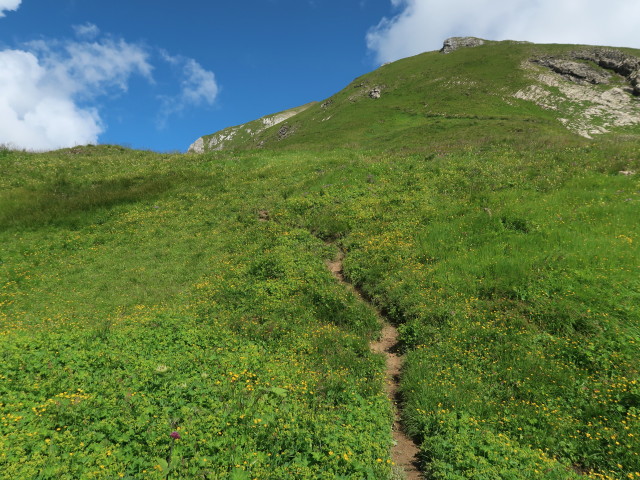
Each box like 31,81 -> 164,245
1,40 -> 640,479
192,40 -> 640,152
190,103 -> 318,153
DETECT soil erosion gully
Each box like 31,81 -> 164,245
327,250 -> 422,480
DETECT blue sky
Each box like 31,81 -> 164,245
1,0 -> 639,152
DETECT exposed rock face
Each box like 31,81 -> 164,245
531,49 -> 640,95
573,49 -> 640,95
533,57 -> 611,85
277,125 -> 291,139
188,137 -> 205,154
261,110 -> 300,129
440,37 -> 485,54
346,82 -> 386,103
196,128 -> 239,152
369,87 -> 382,99
514,47 -> 640,138
187,102 -> 316,152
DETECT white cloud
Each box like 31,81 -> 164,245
180,58 -> 219,106
0,0 -> 21,17
0,50 -> 101,150
368,0 -> 640,64
56,39 -> 153,94
157,54 -> 219,128
0,23 -> 219,150
0,37 -> 152,150
73,23 -> 100,40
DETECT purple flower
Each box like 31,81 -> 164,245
170,431 -> 181,440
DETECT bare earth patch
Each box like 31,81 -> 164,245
327,251 -> 422,480
514,60 -> 640,138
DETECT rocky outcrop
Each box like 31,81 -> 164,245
573,49 -> 640,95
533,57 -> 611,85
260,110 -> 300,129
191,128 -> 239,153
515,47 -> 640,139
440,37 -> 485,54
346,83 -> 386,102
277,125 -> 291,140
187,102 -> 316,152
369,87 -> 382,99
531,49 -> 640,96
188,137 -> 205,154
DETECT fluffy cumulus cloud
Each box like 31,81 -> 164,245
72,22 -> 101,40
0,0 -> 21,17
0,50 -> 102,150
179,58 -> 219,106
157,53 -> 219,128
368,0 -> 640,63
0,27 -> 219,150
0,36 -> 152,150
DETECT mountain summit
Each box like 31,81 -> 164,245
189,38 -> 640,152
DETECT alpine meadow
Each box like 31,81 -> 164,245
1,39 -> 639,479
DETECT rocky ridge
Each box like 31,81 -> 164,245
188,39 -> 640,152
533,50 -> 640,95
515,48 -> 640,138
188,103 -> 316,153
440,37 -> 485,54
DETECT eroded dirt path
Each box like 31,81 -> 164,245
327,251 -> 422,480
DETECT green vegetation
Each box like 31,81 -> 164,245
2,41 -> 640,479
195,41 -> 637,153
0,146 -> 392,479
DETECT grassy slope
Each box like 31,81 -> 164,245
0,146 -> 391,479
197,41 -> 640,153
197,102 -> 318,152
2,41 -> 640,480
334,143 -> 640,480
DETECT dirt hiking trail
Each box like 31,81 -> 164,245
327,250 -> 422,480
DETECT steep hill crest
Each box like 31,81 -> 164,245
189,38 -> 640,152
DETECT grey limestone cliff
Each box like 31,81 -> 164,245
440,37 -> 485,54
